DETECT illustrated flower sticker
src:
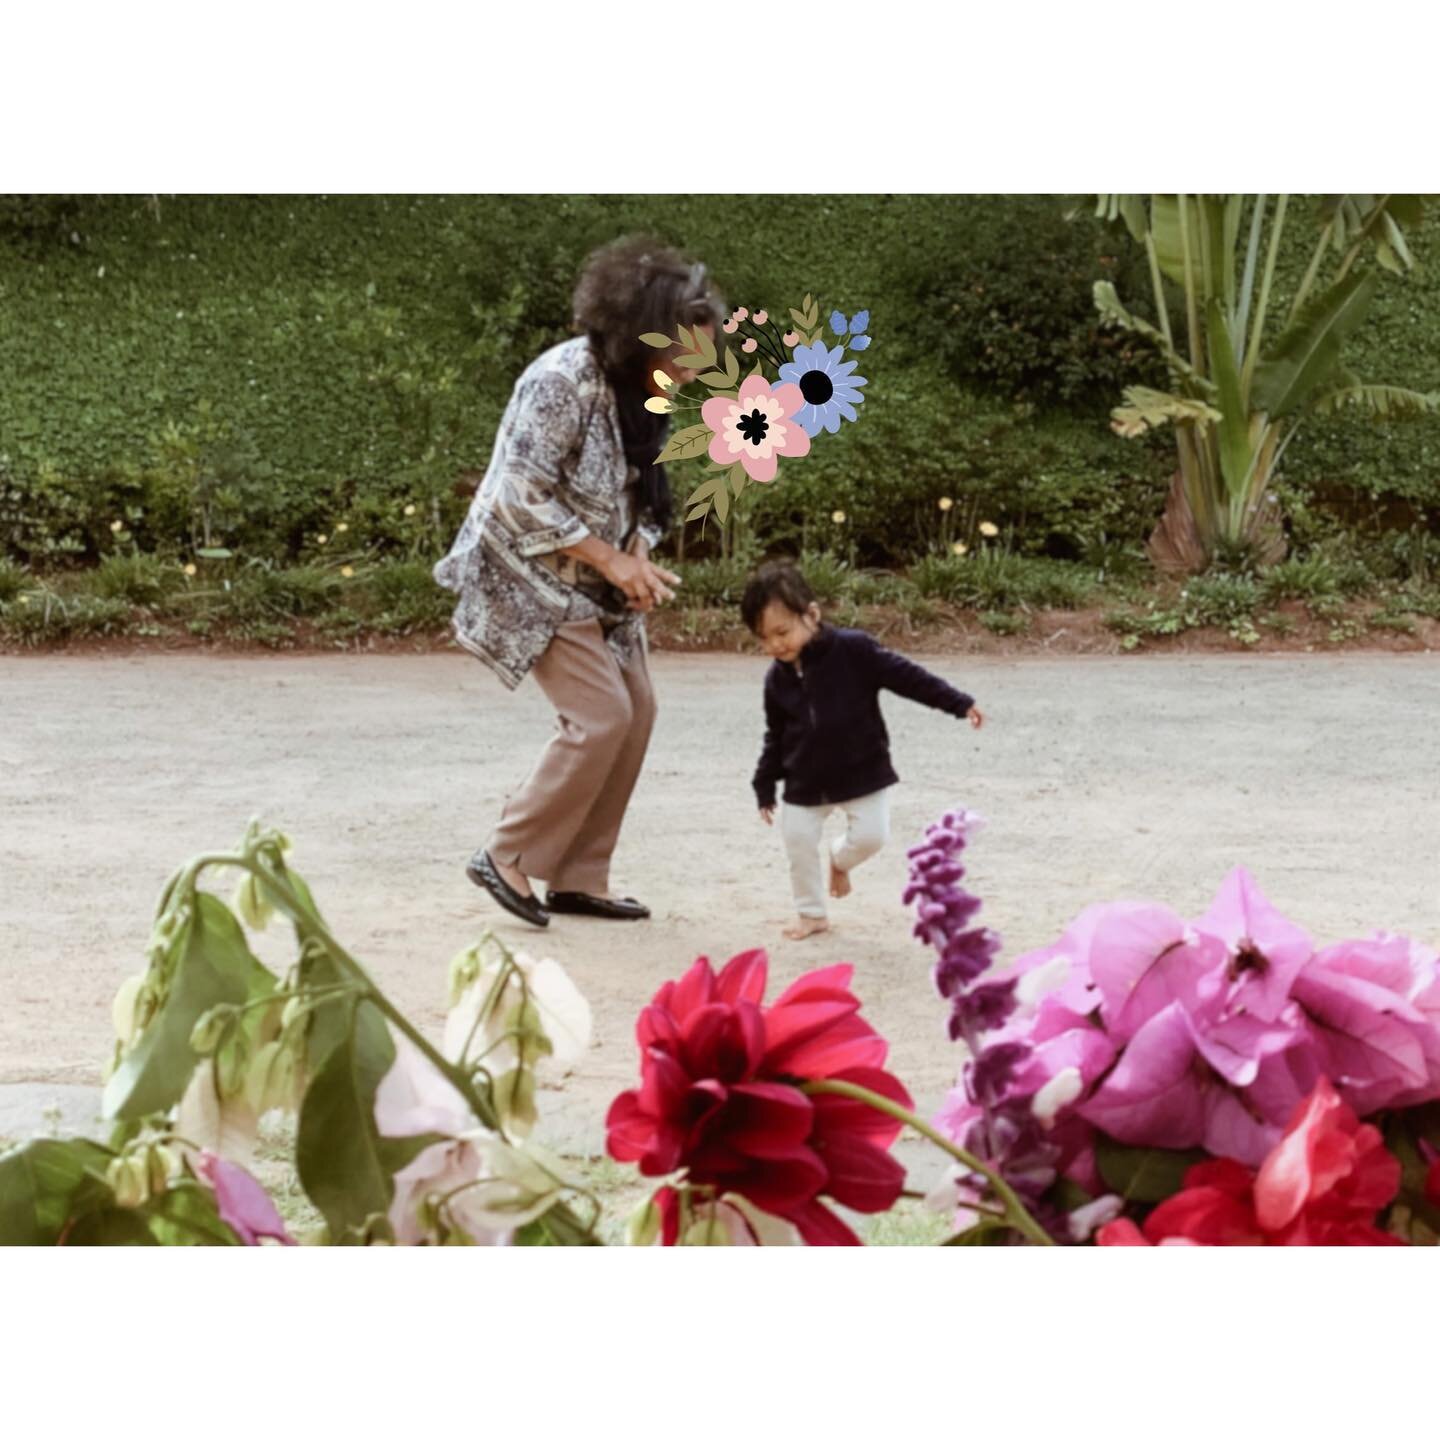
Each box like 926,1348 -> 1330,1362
640,292 -> 873,527
829,309 -> 872,351
777,343 -> 868,437
702,374 -> 810,483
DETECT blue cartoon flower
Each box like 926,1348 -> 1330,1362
777,342 -> 868,437
828,309 -> 872,351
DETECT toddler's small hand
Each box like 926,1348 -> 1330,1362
968,707 -> 985,730
760,806 -> 775,826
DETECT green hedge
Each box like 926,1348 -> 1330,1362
1,195 -> 1436,571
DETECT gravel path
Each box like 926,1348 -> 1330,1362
4,649 -> 1438,1153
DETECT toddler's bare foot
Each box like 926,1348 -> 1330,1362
783,916 -> 831,941
829,860 -> 852,899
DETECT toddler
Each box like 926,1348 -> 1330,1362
742,560 -> 985,940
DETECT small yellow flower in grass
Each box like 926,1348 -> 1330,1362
340,565 -> 355,579
336,522 -> 349,534
183,563 -> 198,577
952,542 -> 968,556
405,502 -> 419,516
979,521 -> 1000,538
317,533 -> 329,545
938,497 -> 954,512
110,519 -> 124,532
832,510 -> 847,525
643,396 -> 673,414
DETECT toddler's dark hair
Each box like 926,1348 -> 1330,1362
741,561 -> 817,634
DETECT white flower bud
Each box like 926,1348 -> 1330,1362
1031,1067 -> 1084,1127
1067,1195 -> 1125,1242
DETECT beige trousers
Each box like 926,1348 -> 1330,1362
487,619 -> 656,895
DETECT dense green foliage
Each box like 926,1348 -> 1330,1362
2,194 -> 1437,577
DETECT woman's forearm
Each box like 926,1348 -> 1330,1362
558,535 -> 620,570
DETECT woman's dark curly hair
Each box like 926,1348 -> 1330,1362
573,235 -> 724,535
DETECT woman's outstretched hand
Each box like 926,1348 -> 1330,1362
601,548 -> 681,612
558,535 -> 682,612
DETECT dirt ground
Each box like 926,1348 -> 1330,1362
4,648 -> 1440,1155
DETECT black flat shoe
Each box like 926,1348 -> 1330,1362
466,851 -> 549,928
545,891 -> 650,921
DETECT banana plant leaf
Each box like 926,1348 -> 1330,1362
1205,299 -> 1255,502
1251,271 -> 1378,418
1111,386 -> 1223,438
1309,383 -> 1440,419
1093,282 -> 1216,397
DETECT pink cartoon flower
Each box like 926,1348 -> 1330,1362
701,374 -> 811,483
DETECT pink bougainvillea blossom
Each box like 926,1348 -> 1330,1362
932,858 -> 1440,1178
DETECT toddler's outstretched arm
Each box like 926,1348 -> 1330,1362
861,633 -> 975,720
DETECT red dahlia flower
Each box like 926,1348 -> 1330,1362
605,950 -> 912,1244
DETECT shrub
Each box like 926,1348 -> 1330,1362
88,553 -> 178,606
980,610 -> 1030,636
0,558 -> 26,604
226,565 -> 340,621
673,556 -> 756,610
365,560 -> 453,631
909,551 -> 1098,611
0,590 -> 134,645
914,197 -> 1166,408
1184,574 -> 1261,627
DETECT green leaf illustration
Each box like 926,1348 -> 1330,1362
656,422 -> 713,465
639,333 -> 672,348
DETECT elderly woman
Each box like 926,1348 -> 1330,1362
435,236 -> 722,928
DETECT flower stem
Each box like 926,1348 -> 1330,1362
801,1078 -> 1055,1246
200,853 -> 502,1133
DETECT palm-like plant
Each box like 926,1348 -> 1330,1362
1081,195 -> 1437,572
